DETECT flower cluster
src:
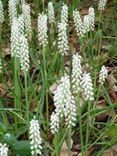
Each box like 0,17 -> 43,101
83,15 -> 90,33
0,0 -> 4,24
50,112 -> 59,134
73,10 -> 85,37
22,3 -> 32,38
29,118 -> 42,156
50,75 -> 76,134
18,14 -> 25,35
8,0 -> 17,23
72,53 -> 82,93
48,2 -> 55,23
81,72 -> 94,101
89,6 -> 95,31
20,34 -> 30,71
38,13 -> 48,47
61,3 -> 68,25
0,143 -> 8,156
99,65 -> 108,84
58,22 -> 69,55
10,18 -> 20,58
98,0 -> 107,11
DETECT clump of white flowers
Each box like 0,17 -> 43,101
98,0 -> 107,11
81,72 -> 94,101
18,14 -> 25,34
73,10 -> 85,37
61,3 -> 68,25
48,2 -> 55,23
8,0 -> 17,23
50,112 -> 59,134
89,6 -> 95,31
0,143 -> 8,156
29,117 -> 42,156
38,13 -> 48,47
0,58 -> 2,73
72,53 -> 82,93
83,15 -> 90,33
50,75 -> 76,134
0,0 -> 4,24
20,34 -> 30,71
22,3 -> 32,38
10,18 -> 20,58
99,65 -> 108,84
58,22 -> 69,55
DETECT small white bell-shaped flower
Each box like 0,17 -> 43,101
98,0 -> 107,11
73,9 -> 85,37
99,65 -> 108,84
58,22 -> 69,55
48,2 -> 55,23
81,72 -> 94,101
29,117 -> 42,156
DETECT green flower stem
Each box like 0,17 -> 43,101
42,0 -> 45,11
89,31 -> 94,66
79,37 -> 86,65
97,11 -> 102,63
14,57 -> 21,132
24,71 -> 29,123
68,127 -> 72,156
77,93 -> 84,155
85,101 -> 91,154
42,47 -> 49,136
54,133 -> 60,156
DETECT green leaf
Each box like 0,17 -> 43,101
3,133 -> 17,146
13,141 -> 31,155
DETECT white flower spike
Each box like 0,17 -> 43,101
48,2 -> 55,23
18,14 -> 25,35
73,10 -> 85,37
38,13 -> 48,47
81,72 -> 94,101
20,34 -> 30,71
0,0 -> 4,24
72,53 -> 82,93
50,75 -> 76,134
83,15 -> 90,33
61,3 -> 68,25
99,65 -> 108,85
89,7 -> 95,31
58,22 -> 69,55
98,0 -> 107,11
29,117 -> 42,156
0,143 -> 8,156
8,0 -> 17,23
50,112 -> 59,134
22,3 -> 32,38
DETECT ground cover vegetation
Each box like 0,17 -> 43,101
0,0 -> 117,155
